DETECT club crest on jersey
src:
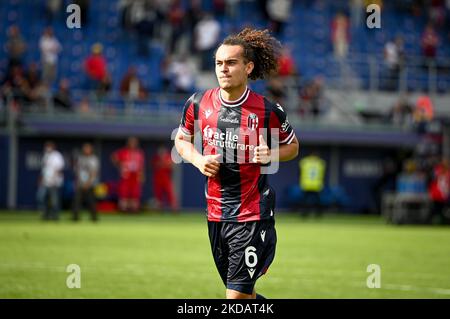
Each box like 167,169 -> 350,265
247,113 -> 258,131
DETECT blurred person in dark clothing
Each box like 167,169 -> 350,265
421,23 -> 439,66
119,66 -> 148,101
1,65 -> 31,108
390,96 -> 413,127
72,143 -> 99,222
53,78 -> 73,111
6,25 -> 27,73
266,0 -> 292,36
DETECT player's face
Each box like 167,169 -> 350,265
215,45 -> 254,91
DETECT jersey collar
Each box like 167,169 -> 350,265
219,87 -> 250,107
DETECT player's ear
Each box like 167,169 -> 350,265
246,61 -> 254,76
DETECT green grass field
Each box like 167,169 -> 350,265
1,211 -> 450,299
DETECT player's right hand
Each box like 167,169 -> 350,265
195,154 -> 221,178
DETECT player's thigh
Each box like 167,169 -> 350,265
208,221 -> 228,286
227,220 -> 277,284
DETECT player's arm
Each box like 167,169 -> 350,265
254,100 -> 299,164
175,130 -> 220,178
276,135 -> 299,162
253,134 -> 299,163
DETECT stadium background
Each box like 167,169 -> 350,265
1,0 -> 450,299
1,0 -> 449,214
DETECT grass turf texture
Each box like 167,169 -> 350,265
0,211 -> 449,299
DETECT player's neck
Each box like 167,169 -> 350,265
220,86 -> 248,102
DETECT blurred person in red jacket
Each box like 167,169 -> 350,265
111,137 -> 145,213
84,43 -> 111,93
428,158 -> 450,224
151,145 -> 178,211
421,23 -> 439,65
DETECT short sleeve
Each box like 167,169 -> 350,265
179,94 -> 196,136
270,102 -> 296,145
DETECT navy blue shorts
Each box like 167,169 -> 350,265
207,219 -> 277,295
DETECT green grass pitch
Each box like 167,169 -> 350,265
1,211 -> 449,299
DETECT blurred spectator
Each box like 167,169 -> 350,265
266,76 -> 286,106
6,25 -> 27,74
1,65 -> 30,109
151,145 -> 178,211
371,156 -> 401,214
298,77 -> 324,118
395,159 -> 427,195
225,0 -> 239,21
168,54 -> 197,93
45,0 -> 62,24
414,94 -> 434,129
421,23 -> 439,66
111,137 -> 145,213
390,96 -> 413,127
77,97 -> 91,114
428,0 -> 446,27
277,46 -> 297,78
266,0 -> 292,37
185,0 -> 203,54
299,151 -> 326,218
194,13 -> 221,71
25,62 -> 48,108
411,94 -> 434,135
37,141 -> 65,221
428,157 -> 450,224
160,0 -> 185,55
84,43 -> 111,94
53,79 -> 73,111
213,0 -> 226,17
350,0 -> 364,27
134,0 -> 157,56
383,36 -> 405,91
119,66 -> 148,101
26,62 -> 42,91
39,27 -> 62,86
118,0 -> 134,30
331,12 -> 350,59
258,0 -> 270,21
364,0 -> 383,10
72,142 -> 99,222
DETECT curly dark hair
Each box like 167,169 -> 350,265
220,28 -> 282,80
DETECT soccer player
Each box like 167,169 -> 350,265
174,28 -> 299,299
111,137 -> 145,213
151,144 -> 178,211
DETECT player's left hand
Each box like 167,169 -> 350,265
253,135 -> 271,164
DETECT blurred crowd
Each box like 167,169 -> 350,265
1,0 -> 449,124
